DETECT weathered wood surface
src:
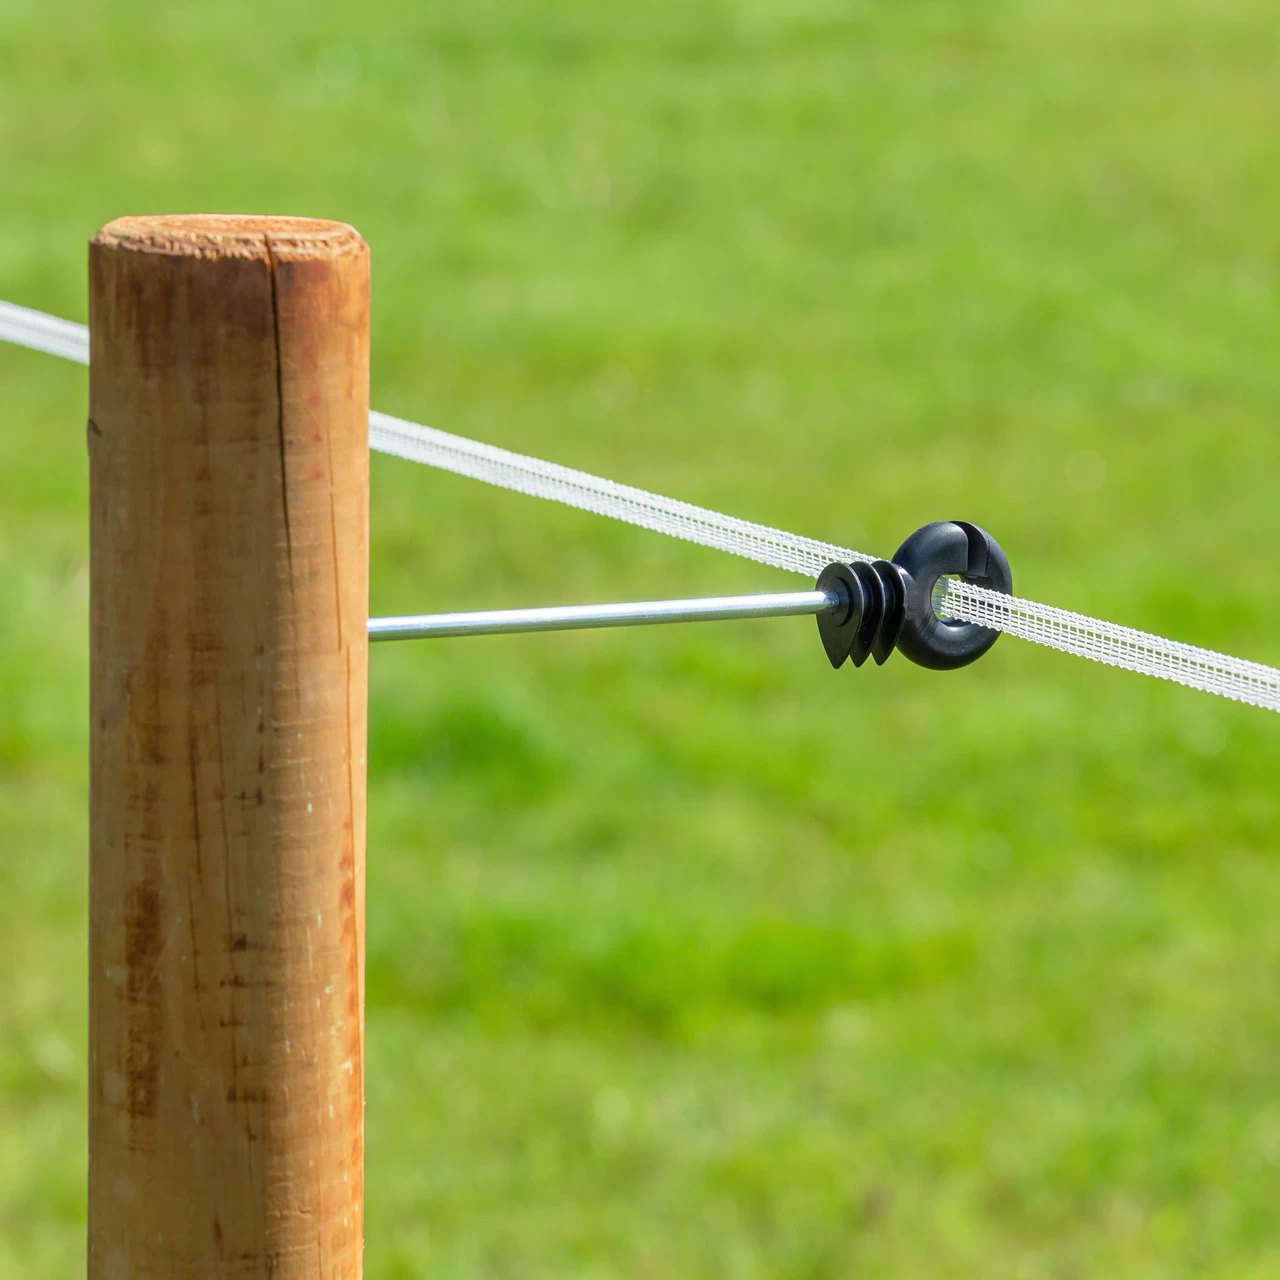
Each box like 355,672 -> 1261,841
88,214 -> 369,1278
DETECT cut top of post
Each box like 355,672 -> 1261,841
92,212 -> 367,262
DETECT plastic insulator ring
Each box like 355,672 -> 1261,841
890,521 -> 1012,671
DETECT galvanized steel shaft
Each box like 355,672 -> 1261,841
369,589 -> 838,642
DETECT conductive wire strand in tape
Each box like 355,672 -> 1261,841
3,299 -> 1277,712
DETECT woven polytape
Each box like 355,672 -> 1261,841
3,299 -> 1276,711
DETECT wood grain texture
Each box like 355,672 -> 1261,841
88,215 -> 369,1278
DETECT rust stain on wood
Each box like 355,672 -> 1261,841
123,877 -> 165,1123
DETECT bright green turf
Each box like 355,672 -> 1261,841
2,0 -> 1279,1273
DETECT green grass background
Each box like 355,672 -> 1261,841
2,0 -> 1279,1273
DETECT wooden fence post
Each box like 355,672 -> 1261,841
87,215 -> 369,1277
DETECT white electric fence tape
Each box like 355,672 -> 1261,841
369,410 -> 877,578
0,300 -> 90,365
3,299 -> 1278,713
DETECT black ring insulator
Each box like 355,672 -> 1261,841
890,521 -> 1012,670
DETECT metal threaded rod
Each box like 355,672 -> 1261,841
368,589 -> 839,642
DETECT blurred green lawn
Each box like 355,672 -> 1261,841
2,0 -> 1279,1274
